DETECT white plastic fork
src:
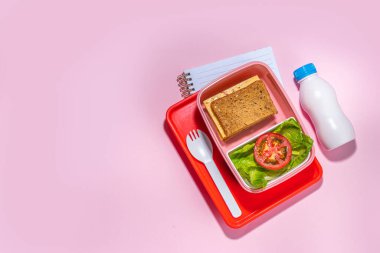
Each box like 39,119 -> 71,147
186,129 -> 242,218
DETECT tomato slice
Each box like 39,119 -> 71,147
254,132 -> 292,170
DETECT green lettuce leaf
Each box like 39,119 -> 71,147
249,169 -> 267,189
229,118 -> 313,189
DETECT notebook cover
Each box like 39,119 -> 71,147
166,93 -> 323,228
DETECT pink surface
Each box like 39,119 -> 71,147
0,0 -> 378,252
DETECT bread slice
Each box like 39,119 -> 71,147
203,76 -> 261,139
210,79 -> 277,139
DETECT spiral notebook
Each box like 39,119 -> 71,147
177,47 -> 283,98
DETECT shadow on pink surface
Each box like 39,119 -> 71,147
164,120 -> 323,239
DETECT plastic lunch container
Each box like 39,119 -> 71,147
196,62 -> 315,193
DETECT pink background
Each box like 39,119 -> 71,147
0,0 -> 379,252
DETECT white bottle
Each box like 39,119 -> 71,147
293,63 -> 355,150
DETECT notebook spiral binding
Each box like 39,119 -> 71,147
177,72 -> 194,98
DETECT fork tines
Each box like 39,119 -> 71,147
189,129 -> 200,141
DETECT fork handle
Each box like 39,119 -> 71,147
205,160 -> 242,218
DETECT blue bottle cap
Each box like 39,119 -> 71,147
293,63 -> 317,82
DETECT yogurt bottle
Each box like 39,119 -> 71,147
293,63 -> 355,150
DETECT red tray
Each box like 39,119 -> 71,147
166,93 -> 323,229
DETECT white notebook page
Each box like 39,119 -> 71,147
184,47 -> 283,94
